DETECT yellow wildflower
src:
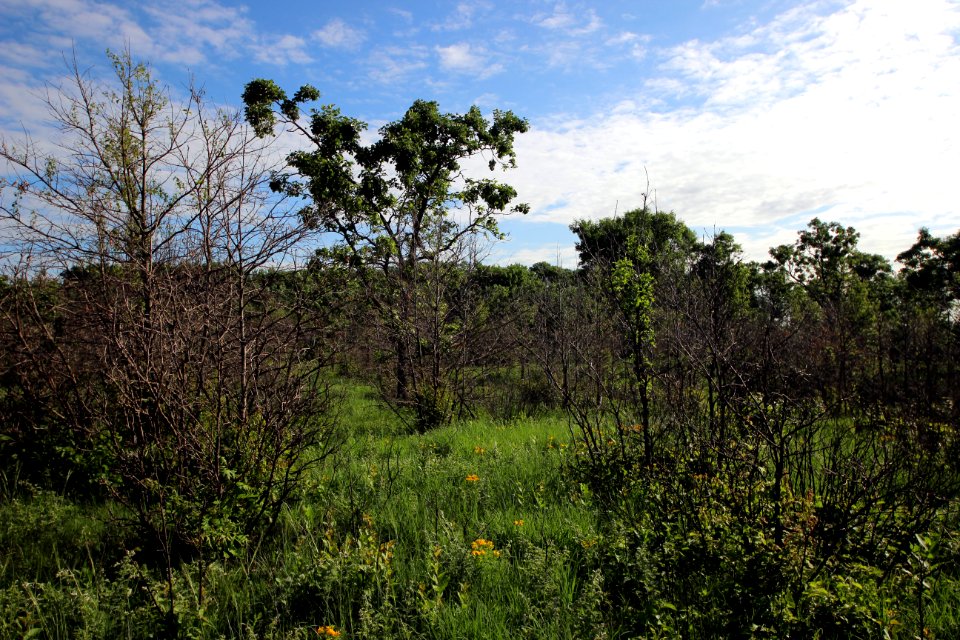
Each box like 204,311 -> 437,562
473,446 -> 486,455
471,538 -> 497,558
513,519 -> 524,527
465,474 -> 479,482
316,625 -> 341,637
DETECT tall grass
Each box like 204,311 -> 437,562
3,380 -> 958,638
0,380 -> 606,639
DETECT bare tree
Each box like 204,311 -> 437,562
0,51 -> 338,626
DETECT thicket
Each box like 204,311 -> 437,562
1,53 -> 959,638
533,209 -> 960,637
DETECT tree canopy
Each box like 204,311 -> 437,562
242,80 -> 529,273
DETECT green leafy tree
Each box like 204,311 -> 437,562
896,228 -> 960,416
242,80 -> 529,428
898,227 -> 960,311
572,206 -> 697,278
561,206 -> 697,470
681,232 -> 752,444
609,235 -> 657,460
766,218 -> 891,412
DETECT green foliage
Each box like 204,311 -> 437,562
572,206 -> 697,275
610,236 -> 656,350
898,227 -> 960,309
763,218 -> 896,413
241,81 -> 529,247
241,80 -> 530,429
0,389 -> 606,639
4,51 -> 960,640
0,53 -> 340,636
576,421 -> 957,638
2,379 -> 959,638
413,384 -> 454,434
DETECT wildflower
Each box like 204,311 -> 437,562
316,625 -> 341,637
513,519 -> 524,527
471,538 -> 496,557
465,474 -> 479,482
473,446 -> 486,455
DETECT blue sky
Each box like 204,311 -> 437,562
1,0 -> 958,266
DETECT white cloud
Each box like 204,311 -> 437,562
489,241 -> 580,268
252,34 -> 312,66
607,31 -> 650,61
471,92 -> 501,108
536,6 -> 573,30
607,31 -> 640,45
312,18 -> 365,49
142,0 -> 253,64
436,42 -> 504,79
524,4 -> 641,71
0,0 -> 308,69
506,0 -> 960,262
367,45 -> 430,84
0,66 -> 59,143
432,2 -> 490,31
535,3 -> 603,36
570,11 -> 603,37
4,0 -> 155,60
389,7 -> 414,23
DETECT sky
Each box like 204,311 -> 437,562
1,0 -> 958,267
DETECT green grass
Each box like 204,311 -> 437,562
2,379 -> 958,639
0,380 -> 605,639
302,382 -> 600,638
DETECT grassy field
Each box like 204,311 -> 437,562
2,380 -> 959,638
0,381 -> 607,639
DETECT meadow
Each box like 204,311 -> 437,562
2,51 -> 959,640
1,382 -> 605,639
3,378 -> 959,639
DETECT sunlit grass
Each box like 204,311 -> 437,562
2,379 -> 958,639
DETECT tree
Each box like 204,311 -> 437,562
568,206 -> 697,464
896,228 -> 960,417
241,80 -> 528,428
0,52 -> 337,627
672,232 -> 752,448
898,227 -> 960,312
766,218 -> 891,413
572,206 -> 697,278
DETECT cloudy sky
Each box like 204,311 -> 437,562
1,0 -> 958,266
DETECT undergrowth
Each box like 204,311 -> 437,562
1,380 -> 958,638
